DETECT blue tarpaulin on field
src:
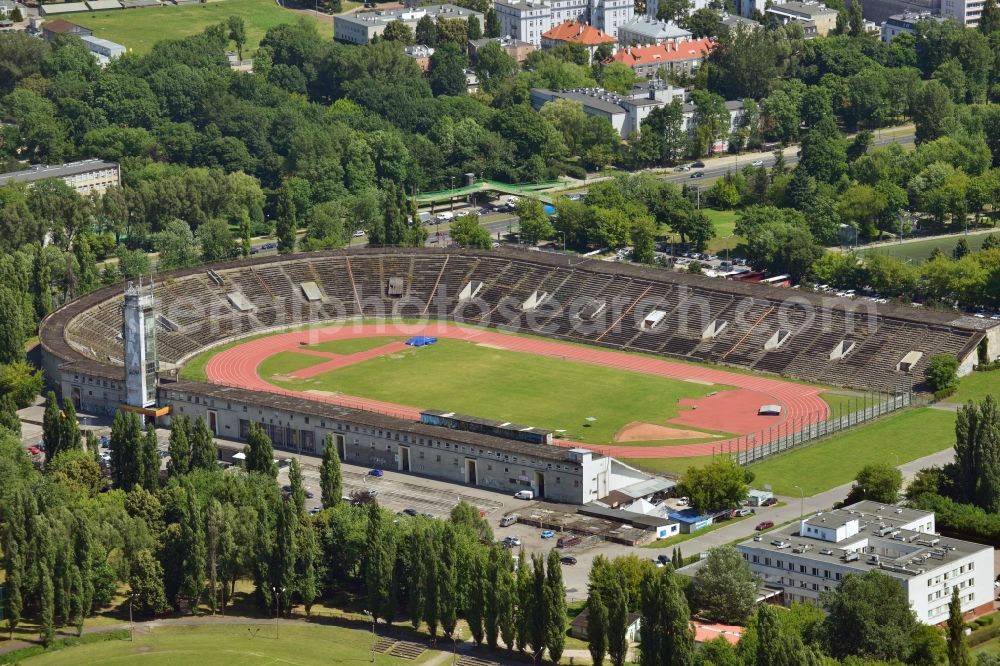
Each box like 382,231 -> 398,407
406,336 -> 438,347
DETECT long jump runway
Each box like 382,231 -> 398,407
204,323 -> 830,459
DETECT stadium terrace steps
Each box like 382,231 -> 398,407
58,250 -> 985,392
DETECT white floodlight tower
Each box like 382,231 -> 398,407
122,278 -> 158,409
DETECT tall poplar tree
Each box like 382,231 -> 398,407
167,416 -> 191,476
588,587 -> 609,666
319,435 -> 342,509
189,416 -> 217,471
947,588 -> 972,666
244,423 -> 277,477
276,181 -> 296,254
544,549 -> 567,663
42,391 -> 62,464
140,424 -> 160,491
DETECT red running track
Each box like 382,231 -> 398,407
204,323 -> 830,459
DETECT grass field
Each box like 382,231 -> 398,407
624,407 -> 956,494
22,623 -> 432,665
259,338 -> 734,446
78,0 -> 326,55
305,336 -> 404,355
702,208 -> 740,255
858,229 -> 999,263
748,407 -> 955,496
180,326 -> 322,382
948,370 -> 1000,405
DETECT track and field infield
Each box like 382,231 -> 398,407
202,323 -> 831,458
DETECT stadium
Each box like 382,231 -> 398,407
38,248 -> 1000,505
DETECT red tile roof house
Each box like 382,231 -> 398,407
609,37 -> 714,77
541,20 -> 617,58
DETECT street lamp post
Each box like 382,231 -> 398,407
272,586 -> 285,639
450,176 -> 455,212
364,609 -> 376,663
128,592 -> 136,642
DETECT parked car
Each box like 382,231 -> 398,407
304,489 -> 314,499
692,161 -> 706,168
557,535 -> 582,548
541,530 -> 555,539
690,172 -> 705,178
657,554 -> 670,565
755,520 -> 774,531
309,507 -> 321,515
27,446 -> 40,456
403,508 -> 418,517
505,535 -> 522,547
751,159 -> 764,167
499,514 -> 518,527
761,497 -> 778,507
560,556 -> 578,566
513,489 -> 534,500
368,469 -> 384,477
353,230 -> 365,237
676,497 -> 689,506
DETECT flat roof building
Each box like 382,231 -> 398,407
765,1 -> 839,35
79,34 -> 125,65
880,11 -> 947,40
333,4 -> 483,45
0,159 -> 120,195
468,35 -> 536,63
616,16 -> 692,45
737,501 -> 995,624
531,81 -> 686,138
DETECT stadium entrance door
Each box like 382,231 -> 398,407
465,459 -> 477,485
399,446 -> 410,472
534,471 -> 545,498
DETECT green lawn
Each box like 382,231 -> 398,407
259,351 -> 331,376
622,454 -> 715,477
748,407 -> 955,496
948,370 -> 1000,405
78,0 -> 327,55
858,229 -> 998,264
261,338 -> 733,446
22,623 -> 434,665
304,336 -> 404,355
179,324 -> 325,382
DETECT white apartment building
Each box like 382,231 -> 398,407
530,81 -> 686,138
737,501 -> 995,625
494,0 -> 634,46
941,0 -> 983,25
0,159 -> 120,195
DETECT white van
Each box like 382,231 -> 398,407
435,211 -> 454,222
500,514 -> 519,527
513,490 -> 534,500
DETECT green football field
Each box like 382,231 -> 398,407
21,623 -> 430,665
258,338 -> 735,446
77,0 -> 327,55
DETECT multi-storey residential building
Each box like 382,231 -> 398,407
493,0 -> 633,46
541,20 -> 617,56
531,82 -> 685,138
880,11 -> 947,40
737,501 -> 995,624
608,37 -> 714,77
941,0 -> 983,25
616,16 -> 691,45
333,4 -> 483,45
0,159 -> 120,195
